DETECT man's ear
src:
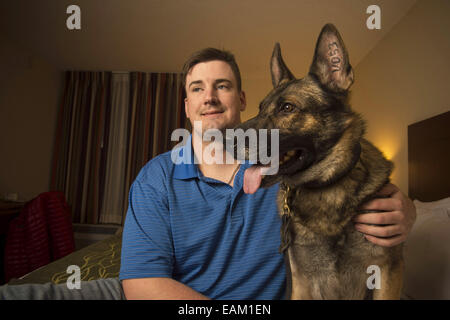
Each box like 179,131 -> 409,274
270,43 -> 295,88
309,24 -> 354,93
239,91 -> 246,111
184,97 -> 190,119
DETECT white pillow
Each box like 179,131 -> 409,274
413,197 -> 450,214
402,202 -> 450,300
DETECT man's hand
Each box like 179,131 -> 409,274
353,183 -> 417,247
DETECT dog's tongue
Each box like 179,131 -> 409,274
243,166 -> 263,194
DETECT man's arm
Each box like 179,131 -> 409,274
353,183 -> 417,247
122,278 -> 210,300
120,175 -> 189,299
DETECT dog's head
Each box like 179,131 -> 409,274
236,24 -> 364,193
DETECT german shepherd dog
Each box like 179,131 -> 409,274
236,24 -> 403,299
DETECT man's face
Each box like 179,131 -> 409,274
184,60 -> 246,134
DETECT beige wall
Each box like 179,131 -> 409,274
0,33 -> 62,202
350,0 -> 450,195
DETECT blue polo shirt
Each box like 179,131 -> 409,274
119,135 -> 286,299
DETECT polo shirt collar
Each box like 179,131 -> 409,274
173,134 -> 254,181
173,134 -> 199,180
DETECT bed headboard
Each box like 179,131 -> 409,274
408,110 -> 450,201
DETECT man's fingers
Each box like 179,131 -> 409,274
363,234 -> 405,248
359,197 -> 403,212
353,211 -> 403,225
355,182 -> 415,248
355,223 -> 404,238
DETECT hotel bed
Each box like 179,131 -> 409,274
7,111 -> 450,299
402,110 -> 450,300
8,230 -> 122,286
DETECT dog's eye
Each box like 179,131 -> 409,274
281,103 -> 295,113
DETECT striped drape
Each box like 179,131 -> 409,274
51,71 -> 188,225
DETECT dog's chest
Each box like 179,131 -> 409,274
290,222 -> 381,267
287,221 -> 385,299
279,186 -> 386,299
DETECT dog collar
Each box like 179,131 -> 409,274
279,182 -> 292,253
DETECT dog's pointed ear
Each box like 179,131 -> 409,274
271,43 -> 295,88
309,24 -> 354,93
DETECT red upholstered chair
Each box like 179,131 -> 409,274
4,191 -> 75,283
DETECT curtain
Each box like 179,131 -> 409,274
99,73 -> 130,224
51,71 -> 188,225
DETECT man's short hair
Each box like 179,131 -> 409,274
182,48 -> 242,92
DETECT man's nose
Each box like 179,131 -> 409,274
204,87 -> 219,105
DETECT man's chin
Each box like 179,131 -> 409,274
190,117 -> 242,136
199,121 -> 229,132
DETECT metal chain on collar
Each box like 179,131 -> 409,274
279,183 -> 292,254
282,184 -> 291,216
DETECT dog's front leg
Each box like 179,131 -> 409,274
372,258 -> 404,300
287,248 -> 313,299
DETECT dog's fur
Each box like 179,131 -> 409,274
236,24 -> 403,299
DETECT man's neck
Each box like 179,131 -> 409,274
192,131 -> 240,185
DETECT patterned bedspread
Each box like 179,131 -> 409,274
8,232 -> 122,285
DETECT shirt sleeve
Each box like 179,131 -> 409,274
119,176 -> 174,280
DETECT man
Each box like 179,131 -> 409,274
119,48 -> 416,299
0,47 -> 416,300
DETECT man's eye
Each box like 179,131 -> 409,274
192,87 -> 202,92
281,103 -> 295,113
218,84 -> 229,90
